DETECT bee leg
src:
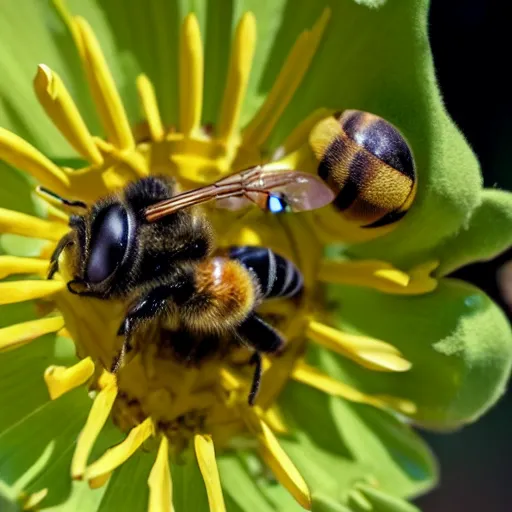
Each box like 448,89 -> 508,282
112,283 -> 191,372
248,352 -> 263,406
48,233 -> 74,279
237,313 -> 284,405
238,313 -> 284,354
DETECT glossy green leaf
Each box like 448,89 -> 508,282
354,485 -> 421,512
171,451 -> 210,512
321,279 -> 512,430
435,189 -> 512,275
278,381 -> 436,506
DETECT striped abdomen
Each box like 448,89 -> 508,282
229,246 -> 303,300
309,110 -> 416,228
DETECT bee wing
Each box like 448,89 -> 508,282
215,169 -> 334,213
259,171 -> 335,212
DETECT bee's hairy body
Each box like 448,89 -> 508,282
50,176 -> 303,404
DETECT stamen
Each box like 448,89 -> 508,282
0,128 -> 70,196
242,407 -> 311,510
33,65 -> 104,165
148,436 -> 174,512
84,417 -> 154,481
73,17 -> 135,150
179,14 -> 204,137
0,256 -> 48,279
44,356 -> 95,400
217,13 -> 256,142
194,434 -> 226,512
71,380 -> 118,479
21,488 -> 48,511
136,74 -> 164,142
0,208 -> 68,241
293,362 -> 416,415
0,316 -> 64,352
241,8 -> 330,148
318,259 -> 439,295
0,280 -> 65,306
307,320 -> 412,372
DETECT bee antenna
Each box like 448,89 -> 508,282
36,186 -> 88,209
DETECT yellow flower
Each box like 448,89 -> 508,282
0,1 -> 511,511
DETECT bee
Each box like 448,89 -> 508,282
44,166 -> 334,404
309,110 -> 417,228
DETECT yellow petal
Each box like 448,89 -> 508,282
194,434 -> 226,512
179,14 -> 204,137
0,128 -> 70,195
0,208 -> 68,241
0,316 -> 64,352
71,382 -> 118,479
34,64 -> 103,165
148,437 -> 174,512
241,407 -> 311,510
44,357 -> 95,400
0,256 -> 48,279
73,17 -> 134,150
217,12 -> 256,142
136,74 -> 164,142
318,259 -> 439,295
292,362 -> 416,415
0,280 -> 64,306
241,8 -> 330,148
307,320 -> 411,372
22,488 -> 48,510
84,417 -> 154,481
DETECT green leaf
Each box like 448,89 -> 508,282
355,485 -> 421,512
95,451 -> 154,512
321,279 -> 512,430
278,381 -> 436,506
218,454 -> 278,512
435,189 -> 512,275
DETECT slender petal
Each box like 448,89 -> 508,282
241,407 -> 311,510
0,208 -> 68,241
307,320 -> 412,372
0,256 -> 48,279
293,362 -> 416,415
194,434 -> 226,512
73,17 -> 134,149
84,417 -> 154,481
33,65 -> 103,164
241,8 -> 330,148
217,13 -> 256,142
136,74 -> 164,142
318,259 -> 439,295
71,379 -> 118,479
148,436 -> 174,512
0,280 -> 64,306
179,14 -> 203,137
0,316 -> 64,352
44,357 -> 95,400
0,128 -> 70,195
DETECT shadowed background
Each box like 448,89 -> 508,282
417,1 -> 512,510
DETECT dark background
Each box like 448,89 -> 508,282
416,2 -> 512,511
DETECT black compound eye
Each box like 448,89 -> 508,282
85,204 -> 129,283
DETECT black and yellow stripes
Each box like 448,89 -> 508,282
310,110 -> 416,228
